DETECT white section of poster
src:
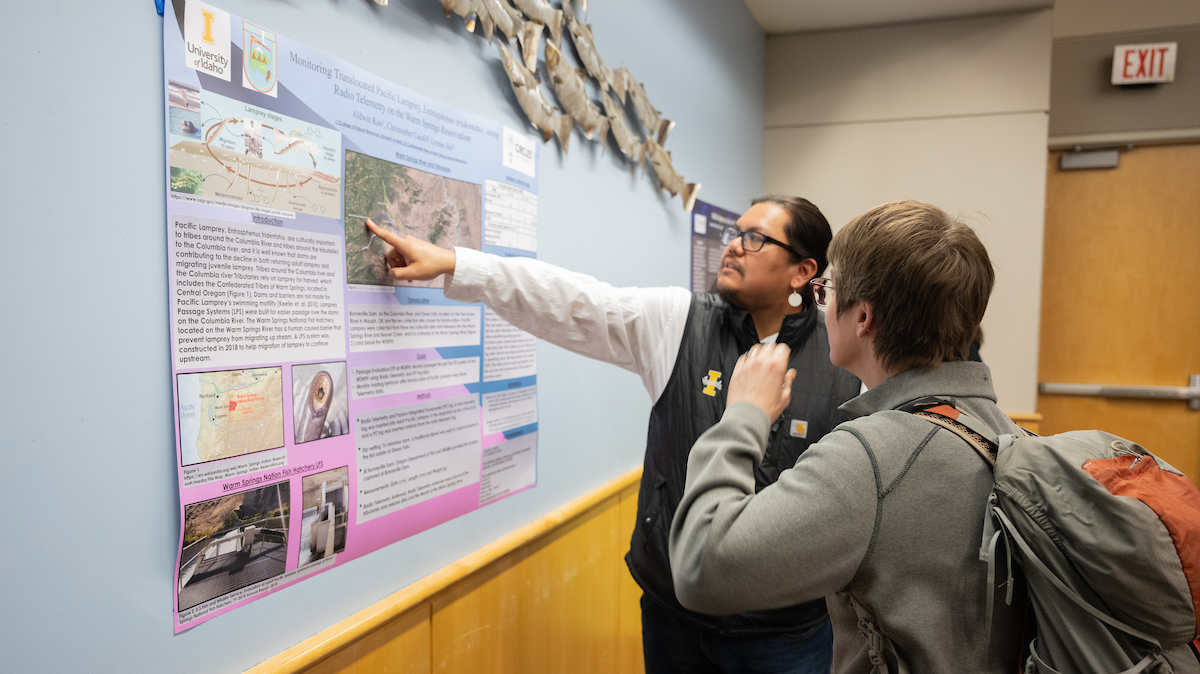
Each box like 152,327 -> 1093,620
351,357 -> 481,399
181,450 -> 287,488
482,308 -> 537,382
502,126 -> 537,178
173,217 -> 345,369
480,433 -> 537,504
484,180 -> 537,252
354,396 -> 482,522
481,386 -> 538,435
184,2 -> 232,81
348,304 -> 481,352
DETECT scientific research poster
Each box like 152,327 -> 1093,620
165,0 -> 540,632
690,200 -> 740,293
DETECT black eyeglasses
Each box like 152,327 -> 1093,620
809,278 -> 834,308
721,225 -> 804,258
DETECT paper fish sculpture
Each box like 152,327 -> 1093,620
518,21 -> 543,72
477,0 -> 545,75
438,0 -> 483,33
545,40 -> 608,141
599,89 -> 642,166
497,42 -> 573,152
479,0 -> 523,43
645,139 -> 698,212
511,0 -> 562,46
628,75 -> 675,145
563,6 -> 626,102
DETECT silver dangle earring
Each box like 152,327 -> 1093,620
788,289 -> 803,307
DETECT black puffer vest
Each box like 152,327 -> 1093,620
626,294 -> 861,634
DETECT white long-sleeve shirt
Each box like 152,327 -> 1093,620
444,248 -> 693,404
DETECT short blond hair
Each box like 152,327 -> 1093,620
828,201 -> 993,372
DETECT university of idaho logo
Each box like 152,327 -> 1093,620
701,370 -> 723,397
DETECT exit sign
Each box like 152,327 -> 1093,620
1111,42 -> 1177,85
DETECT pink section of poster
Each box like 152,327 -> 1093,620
166,0 -> 538,633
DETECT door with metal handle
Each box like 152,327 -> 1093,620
1040,376 -> 1200,411
1039,144 -> 1200,482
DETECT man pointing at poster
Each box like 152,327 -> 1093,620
366,197 -> 859,674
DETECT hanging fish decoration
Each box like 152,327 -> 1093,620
480,0 -> 533,52
612,66 -> 633,104
438,0 -> 482,34
511,0 -> 562,46
428,0 -> 697,211
519,21 -> 543,72
599,89 -> 642,166
627,75 -> 675,146
497,42 -> 573,152
562,6 -> 625,101
645,139 -> 698,212
545,40 -> 608,141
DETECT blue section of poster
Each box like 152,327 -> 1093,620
689,200 -> 740,294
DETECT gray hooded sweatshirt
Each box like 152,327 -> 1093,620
670,362 -> 1025,673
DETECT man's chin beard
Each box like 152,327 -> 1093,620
716,283 -> 746,309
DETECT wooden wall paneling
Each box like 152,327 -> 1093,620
617,481 -> 645,674
249,469 -> 642,674
430,495 -> 623,674
1039,144 -> 1200,480
301,606 -> 430,674
1007,412 -> 1043,435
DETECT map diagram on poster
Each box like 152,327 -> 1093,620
343,150 -> 482,289
177,367 -> 285,466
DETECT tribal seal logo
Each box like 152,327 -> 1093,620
242,21 -> 278,97
701,370 -> 723,397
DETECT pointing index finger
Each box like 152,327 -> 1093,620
365,218 -> 404,247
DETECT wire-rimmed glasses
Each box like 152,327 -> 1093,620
809,278 -> 834,308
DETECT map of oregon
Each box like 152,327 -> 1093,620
178,367 -> 285,465
343,150 -> 482,289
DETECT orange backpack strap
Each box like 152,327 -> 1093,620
900,396 -> 1000,468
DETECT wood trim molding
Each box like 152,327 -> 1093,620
1006,412 -> 1043,423
245,467 -> 644,674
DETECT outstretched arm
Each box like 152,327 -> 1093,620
365,219 -> 690,403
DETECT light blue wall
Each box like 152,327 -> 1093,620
0,1 -> 762,671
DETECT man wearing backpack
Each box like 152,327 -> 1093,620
669,200 -> 1027,672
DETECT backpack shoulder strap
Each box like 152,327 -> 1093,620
899,396 -> 1000,468
839,592 -> 911,674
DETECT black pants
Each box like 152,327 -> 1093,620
640,594 -> 834,674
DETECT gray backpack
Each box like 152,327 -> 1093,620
903,397 -> 1200,674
